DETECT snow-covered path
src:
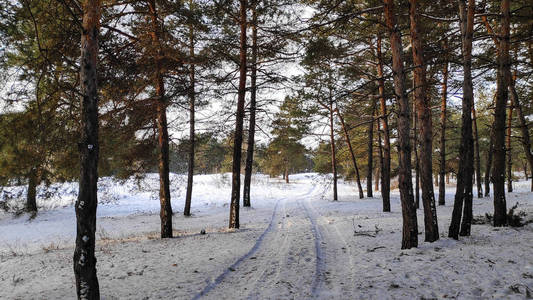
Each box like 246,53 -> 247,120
1,174 -> 533,299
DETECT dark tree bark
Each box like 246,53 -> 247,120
449,0 -> 475,239
229,0 -> 248,228
26,167 -> 38,213
148,0 -> 173,238
413,96 -> 420,210
492,0 -> 510,227
243,0 -> 258,207
329,100 -> 338,201
184,5 -> 196,216
74,0 -> 101,297
473,105 -> 483,198
366,104 -> 374,197
335,106 -> 364,199
409,0 -> 439,242
485,124 -> 494,197
438,40 -> 449,206
374,111 -> 381,193
384,0 -> 418,249
376,32 -> 391,212
506,97 -> 513,193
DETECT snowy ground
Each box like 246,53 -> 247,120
1,173 -> 533,299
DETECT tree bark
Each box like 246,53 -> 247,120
184,3 -> 196,216
74,0 -> 101,297
492,0 -> 510,227
384,0 -> 418,249
229,0 -> 247,229
506,97 -> 513,193
366,103 -> 375,198
148,0 -> 173,238
26,167 -> 38,213
329,101 -> 338,201
409,0 -> 439,242
243,0 -> 258,207
449,0 -> 475,239
335,107 -> 364,199
413,94 -> 420,210
438,40 -> 448,206
376,32 -> 391,212
485,124 -> 494,197
472,105 -> 483,198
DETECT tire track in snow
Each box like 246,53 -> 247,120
191,199 -> 281,300
304,197 -> 358,297
298,196 -> 326,298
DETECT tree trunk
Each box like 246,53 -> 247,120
229,0 -> 247,229
413,95 -> 420,210
243,1 -> 258,208
449,0 -> 475,239
409,0 -> 439,242
438,42 -> 448,206
329,102 -> 338,201
375,114 -> 381,192
375,166 -> 380,191
384,0 -> 418,249
510,74 -> 533,192
472,105 -> 483,198
74,0 -> 101,297
366,103 -> 375,197
506,97 -> 513,193
26,167 -> 38,213
485,125 -> 494,197
376,33 -> 391,212
492,0 -> 510,227
148,0 -> 173,238
336,107 -> 364,199
184,5 -> 196,216
285,165 -> 289,183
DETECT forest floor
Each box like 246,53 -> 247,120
1,173 -> 533,299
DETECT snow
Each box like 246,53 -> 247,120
1,173 -> 532,299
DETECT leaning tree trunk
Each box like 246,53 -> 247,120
366,103 -> 375,197
473,105 -> 483,198
329,101 -> 338,201
243,1 -> 258,207
335,106 -> 364,199
229,0 -> 248,229
74,0 -> 101,298
506,97 -> 514,193
409,0 -> 439,242
149,0 -> 172,238
384,0 -> 418,249
26,167 -> 38,213
184,9 -> 196,217
438,39 -> 448,206
492,0 -> 510,227
449,0 -> 475,239
376,32 -> 391,212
